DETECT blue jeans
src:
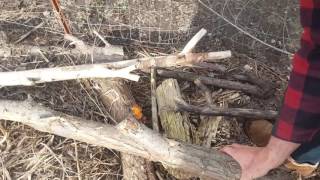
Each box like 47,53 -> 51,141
291,132 -> 320,165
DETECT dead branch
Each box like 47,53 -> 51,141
14,22 -> 45,44
90,78 -> 156,180
194,78 -> 214,107
157,69 -> 266,97
195,62 -> 227,72
179,28 -> 207,56
231,73 -> 275,97
0,64 -> 139,87
64,34 -> 124,62
0,99 -> 240,180
151,68 -> 159,132
175,99 -> 279,120
156,79 -> 197,179
137,51 -> 231,71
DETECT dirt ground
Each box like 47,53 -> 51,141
1,0 -> 317,179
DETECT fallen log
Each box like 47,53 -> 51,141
175,99 -> 279,120
0,99 -> 240,179
157,69 -> 267,97
0,99 -> 295,180
156,79 -> 226,178
91,79 -> 156,180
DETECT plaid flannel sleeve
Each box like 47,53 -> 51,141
272,0 -> 320,143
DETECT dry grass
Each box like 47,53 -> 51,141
0,0 -> 316,179
0,122 -> 121,180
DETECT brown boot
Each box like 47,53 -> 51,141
285,157 -> 318,178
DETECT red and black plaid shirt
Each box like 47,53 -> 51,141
272,0 -> 320,143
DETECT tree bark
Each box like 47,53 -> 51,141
156,79 -> 192,143
157,69 -> 267,97
156,79 -> 195,179
91,79 -> 156,180
175,99 -> 279,120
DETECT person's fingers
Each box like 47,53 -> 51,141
229,143 -> 242,148
220,143 -> 239,151
221,145 -> 237,156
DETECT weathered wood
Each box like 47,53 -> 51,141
0,99 -> 240,179
194,79 -> 214,107
92,78 -> 156,180
175,99 -> 279,120
195,62 -> 227,72
157,69 -> 267,97
137,51 -> 231,71
156,79 -> 192,143
67,33 -> 155,180
0,64 -> 139,87
0,43 -> 124,63
0,99 -> 295,180
231,73 -> 275,97
194,79 -> 222,148
65,34 -> 124,62
196,115 -> 222,148
151,68 -> 159,132
179,28 -> 207,56
156,78 -> 194,179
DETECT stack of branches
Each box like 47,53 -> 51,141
0,26 -> 290,180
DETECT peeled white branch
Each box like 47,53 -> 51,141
179,28 -> 207,55
0,64 -> 139,87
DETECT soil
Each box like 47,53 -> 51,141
1,0 -> 316,179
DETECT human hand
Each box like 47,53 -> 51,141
221,136 -> 300,180
221,144 -> 273,180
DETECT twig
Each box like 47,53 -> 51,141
93,30 -> 111,47
0,64 -> 139,87
0,124 -> 9,145
50,0 -> 72,34
151,67 -> 159,132
179,28 -> 207,56
74,141 -> 82,180
195,62 -> 227,72
157,69 -> 266,97
65,34 -> 124,62
155,171 -> 164,180
175,98 -> 279,120
14,22 -> 45,44
32,47 -> 50,63
194,79 -> 214,107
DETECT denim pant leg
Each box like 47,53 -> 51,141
291,132 -> 320,165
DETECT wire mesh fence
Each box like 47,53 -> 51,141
0,0 -> 300,55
